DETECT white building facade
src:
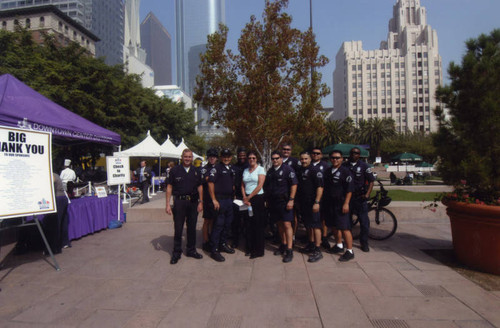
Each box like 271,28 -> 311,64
333,0 -> 443,133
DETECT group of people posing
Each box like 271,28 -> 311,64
164,144 -> 375,265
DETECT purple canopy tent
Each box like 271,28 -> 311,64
0,74 -> 120,145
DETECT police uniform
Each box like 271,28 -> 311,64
264,164 -> 298,222
201,163 -> 217,220
343,160 -> 375,246
324,166 -> 354,230
167,164 -> 202,256
208,162 -> 235,252
283,156 -> 300,173
231,160 -> 249,246
296,165 -> 324,229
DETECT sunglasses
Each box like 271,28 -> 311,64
282,148 -> 291,151
312,152 -> 321,155
248,157 -> 257,160
330,156 -> 342,160
351,152 -> 361,155
271,157 -> 280,160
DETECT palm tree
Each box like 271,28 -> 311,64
359,118 -> 396,158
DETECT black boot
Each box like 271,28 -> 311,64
283,249 -> 293,263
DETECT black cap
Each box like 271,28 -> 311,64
237,146 -> 247,154
207,147 -> 218,157
220,148 -> 232,157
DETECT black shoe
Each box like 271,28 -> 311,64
361,244 -> 370,252
211,252 -> 225,262
328,245 -> 345,254
283,249 -> 293,263
186,251 -> 203,259
170,254 -> 181,264
202,242 -> 212,252
320,239 -> 331,251
301,242 -> 316,254
274,244 -> 286,256
219,243 -> 235,254
308,249 -> 323,263
339,251 -> 355,262
249,253 -> 264,259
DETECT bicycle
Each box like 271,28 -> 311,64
351,180 -> 397,240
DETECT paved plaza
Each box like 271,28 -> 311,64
1,194 -> 499,328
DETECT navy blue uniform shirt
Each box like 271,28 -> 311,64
283,156 -> 300,173
167,165 -> 202,196
297,164 -> 324,204
233,162 -> 249,198
264,164 -> 298,199
342,160 -> 375,193
201,163 -> 215,202
208,162 -> 235,197
312,160 -> 329,173
324,166 -> 354,200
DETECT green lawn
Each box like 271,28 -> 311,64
370,190 -> 440,202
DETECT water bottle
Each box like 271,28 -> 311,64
248,206 -> 254,217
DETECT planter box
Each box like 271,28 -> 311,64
446,200 -> 500,275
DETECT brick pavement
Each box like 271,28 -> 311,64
0,194 -> 499,328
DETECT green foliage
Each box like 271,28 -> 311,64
0,28 -> 197,165
433,29 -> 500,203
381,131 -> 436,163
358,118 -> 396,158
194,0 -> 329,168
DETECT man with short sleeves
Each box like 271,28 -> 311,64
343,147 -> 375,252
264,150 -> 298,263
201,148 -> 218,251
165,149 -> 203,264
324,150 -> 355,261
231,147 -> 248,248
281,143 -> 300,172
208,148 -> 236,262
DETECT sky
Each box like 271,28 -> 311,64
140,0 -> 500,107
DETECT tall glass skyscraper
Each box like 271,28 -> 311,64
175,0 -> 225,135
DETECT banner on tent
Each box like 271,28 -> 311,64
0,125 -> 56,219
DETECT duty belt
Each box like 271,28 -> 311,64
175,194 -> 197,201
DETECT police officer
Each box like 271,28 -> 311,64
281,143 -> 300,172
343,147 -> 375,252
310,146 -> 331,250
324,150 -> 355,261
231,147 -> 248,248
264,150 -> 298,263
208,148 -> 236,262
201,148 -> 218,252
296,151 -> 324,263
165,149 -> 203,264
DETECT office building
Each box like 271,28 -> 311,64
141,12 -> 172,85
0,0 -> 124,66
175,0 -> 225,136
0,5 -> 98,55
333,0 -> 443,133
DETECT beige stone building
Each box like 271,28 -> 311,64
333,0 -> 443,133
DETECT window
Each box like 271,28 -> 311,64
358,65 -> 362,70
352,82 -> 356,88
353,109 -> 357,114
424,52 -> 428,58
352,65 -> 356,70
380,73 -> 385,78
367,100 -> 372,105
25,18 -> 30,28
352,74 -> 356,79
382,108 -> 386,114
401,63 -> 405,69
395,63 -> 399,69
418,52 -> 422,58
396,108 -> 400,113
388,108 -> 392,113
381,63 -> 385,69
413,107 -> 418,112
352,91 -> 357,97
412,62 -> 416,68
372,82 -> 377,88
39,16 -> 44,27
381,99 -> 386,105
413,116 -> 418,122
420,115 -> 424,122
368,108 -> 372,114
358,73 -> 362,78
366,64 -> 371,70
425,106 -> 430,112
1,21 -> 6,29
372,73 -> 377,78
402,107 -> 407,112
358,82 -> 362,88
373,108 -> 378,114
359,109 -> 363,115
367,91 -> 371,97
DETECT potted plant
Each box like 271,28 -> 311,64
433,29 -> 500,274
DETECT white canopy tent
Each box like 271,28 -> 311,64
113,130 -> 161,157
160,135 -> 181,158
176,138 -> 203,159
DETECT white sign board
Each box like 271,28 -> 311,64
375,157 -> 382,163
0,126 -> 56,219
106,156 -> 130,185
95,186 -> 108,198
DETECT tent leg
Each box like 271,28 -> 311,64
34,217 -> 60,271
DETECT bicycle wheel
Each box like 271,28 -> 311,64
350,213 -> 361,240
368,208 -> 397,240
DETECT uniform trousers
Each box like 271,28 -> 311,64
211,198 -> 234,252
246,194 -> 266,256
351,197 -> 370,245
172,199 -> 198,255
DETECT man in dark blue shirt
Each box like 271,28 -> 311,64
231,147 -> 249,248
208,148 -> 236,262
342,147 -> 375,252
325,150 -> 355,261
264,150 -> 298,263
296,151 -> 324,263
201,148 -> 218,252
165,149 -> 203,264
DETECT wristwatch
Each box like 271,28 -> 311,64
314,200 -> 320,204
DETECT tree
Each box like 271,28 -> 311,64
358,118 -> 396,159
194,0 -> 329,168
0,28 -> 198,166
380,131 -> 436,162
434,29 -> 500,202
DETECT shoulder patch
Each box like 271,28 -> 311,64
209,168 -> 217,176
290,172 -> 296,179
317,172 -> 323,178
346,176 -> 353,183
366,167 -> 372,174
201,168 -> 207,175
